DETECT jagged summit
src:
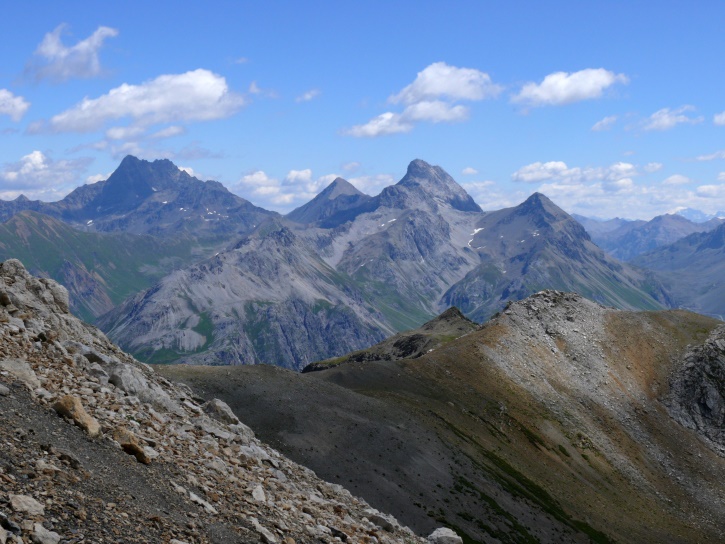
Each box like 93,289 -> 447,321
92,156 -> 192,215
384,159 -> 482,212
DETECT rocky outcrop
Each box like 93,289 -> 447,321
0,259 -> 451,542
668,325 -> 725,453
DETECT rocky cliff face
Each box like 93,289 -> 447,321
668,325 -> 725,453
99,223 -> 391,369
0,259 -> 447,543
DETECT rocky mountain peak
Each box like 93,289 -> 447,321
379,159 -> 482,213
323,177 -> 364,200
93,155 -> 191,216
512,192 -> 590,238
286,177 -> 372,226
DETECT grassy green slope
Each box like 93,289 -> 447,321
0,211 -> 198,321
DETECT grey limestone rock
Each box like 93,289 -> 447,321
427,527 -> 463,544
0,359 -> 40,390
202,398 -> 240,425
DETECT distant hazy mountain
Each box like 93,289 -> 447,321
633,222 -> 725,319
0,211 -> 197,321
0,155 -> 276,241
676,207 -> 725,223
572,214 -> 641,237
100,160 -> 671,368
582,213 -> 723,261
442,193 -> 670,321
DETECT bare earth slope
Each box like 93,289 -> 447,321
161,292 -> 725,544
0,259 -> 431,544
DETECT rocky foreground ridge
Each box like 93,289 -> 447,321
0,259 -> 458,544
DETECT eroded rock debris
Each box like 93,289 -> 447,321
0,259 -> 452,543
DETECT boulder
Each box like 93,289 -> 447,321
202,398 -> 240,425
427,527 -> 463,544
32,523 -> 61,544
0,359 -> 40,390
108,363 -> 181,414
53,395 -> 101,437
112,427 -> 151,464
9,494 -> 45,516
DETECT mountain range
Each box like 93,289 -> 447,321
1,155 -> 723,368
93,158 -> 669,369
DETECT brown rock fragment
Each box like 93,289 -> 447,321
52,395 -> 101,437
112,426 -> 151,464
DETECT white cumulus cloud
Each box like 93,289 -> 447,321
511,160 -> 639,185
462,167 -> 478,175
150,126 -> 186,139
390,62 -> 502,105
38,69 -> 245,134
0,150 -> 91,200
662,174 -> 692,186
346,62 -> 500,137
26,24 -> 118,82
0,90 -> 30,121
346,112 -> 413,137
643,105 -> 703,131
714,112 -> 725,126
696,185 -> 725,198
512,68 -> 628,107
232,168 -> 344,209
342,161 -> 361,172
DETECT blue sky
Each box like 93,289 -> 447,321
1,1 -> 725,219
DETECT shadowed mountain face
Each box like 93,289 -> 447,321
0,155 -> 276,240
159,292 -> 725,544
584,213 -> 723,261
633,222 -> 725,319
100,162 -> 671,368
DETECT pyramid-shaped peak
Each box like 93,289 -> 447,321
322,177 -> 365,200
518,192 -> 567,216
